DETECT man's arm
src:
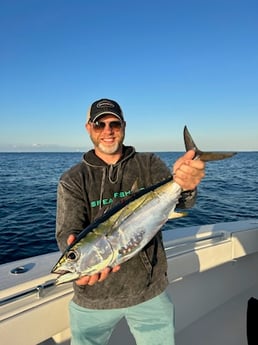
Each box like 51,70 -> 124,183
177,189 -> 197,209
56,179 -> 88,252
56,180 -> 120,286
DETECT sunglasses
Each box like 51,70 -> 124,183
90,120 -> 123,131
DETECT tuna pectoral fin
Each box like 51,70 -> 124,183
183,126 -> 237,162
168,211 -> 187,219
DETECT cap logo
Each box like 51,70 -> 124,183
96,100 -> 115,109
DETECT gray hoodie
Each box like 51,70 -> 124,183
56,145 -> 196,309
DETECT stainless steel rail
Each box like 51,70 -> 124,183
165,231 -> 228,257
0,279 -> 57,307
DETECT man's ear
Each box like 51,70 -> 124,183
85,122 -> 90,134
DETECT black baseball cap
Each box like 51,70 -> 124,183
87,99 -> 124,123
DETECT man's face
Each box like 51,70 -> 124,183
86,114 -> 126,156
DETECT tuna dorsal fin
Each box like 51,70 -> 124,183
183,126 -> 237,162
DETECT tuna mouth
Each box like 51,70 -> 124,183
51,263 -> 72,275
51,264 -> 80,284
55,271 -> 81,285
52,269 -> 70,275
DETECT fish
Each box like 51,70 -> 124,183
51,126 -> 236,285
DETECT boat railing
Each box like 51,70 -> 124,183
165,231 -> 228,258
0,279 -> 57,307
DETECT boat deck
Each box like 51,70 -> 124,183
38,281 -> 258,345
176,283 -> 257,345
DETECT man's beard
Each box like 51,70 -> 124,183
97,141 -> 121,155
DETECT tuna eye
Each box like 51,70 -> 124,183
67,250 -> 79,261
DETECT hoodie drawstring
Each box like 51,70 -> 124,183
108,164 -> 122,184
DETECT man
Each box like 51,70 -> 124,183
56,98 -> 205,345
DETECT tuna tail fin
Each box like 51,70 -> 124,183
183,126 -> 237,162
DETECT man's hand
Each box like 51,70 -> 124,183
173,150 -> 205,191
67,234 -> 120,286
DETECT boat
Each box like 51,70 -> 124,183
1,219 -> 258,345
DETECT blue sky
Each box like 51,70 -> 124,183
1,0 -> 257,152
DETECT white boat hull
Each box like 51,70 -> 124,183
1,219 -> 258,345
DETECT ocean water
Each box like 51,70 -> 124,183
0,151 -> 257,265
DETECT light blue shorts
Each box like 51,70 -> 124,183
69,291 -> 175,345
